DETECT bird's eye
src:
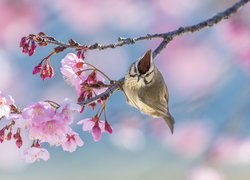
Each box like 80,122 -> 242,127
143,71 -> 154,84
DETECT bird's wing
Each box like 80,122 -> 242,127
138,91 -> 168,116
138,91 -> 175,133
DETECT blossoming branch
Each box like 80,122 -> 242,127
0,0 -> 249,163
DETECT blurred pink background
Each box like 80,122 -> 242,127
0,0 -> 250,180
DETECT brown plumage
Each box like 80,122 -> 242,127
123,49 -> 175,133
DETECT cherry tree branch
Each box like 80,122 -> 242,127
78,81 -> 122,106
153,0 -> 250,58
77,0 -> 249,107
44,0 -> 249,57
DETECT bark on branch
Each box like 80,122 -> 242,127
73,0 -> 249,106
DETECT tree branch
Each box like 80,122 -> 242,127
45,0 -> 249,58
153,0 -> 250,58
78,81 -> 123,106
72,0 -> 249,107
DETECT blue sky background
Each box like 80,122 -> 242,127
0,0 -> 250,179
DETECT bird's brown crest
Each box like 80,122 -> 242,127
137,50 -> 152,75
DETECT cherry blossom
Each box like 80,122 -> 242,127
0,91 -> 15,118
22,102 -> 55,126
22,147 -> 50,163
61,53 -> 107,108
78,116 -> 111,142
56,99 -> 82,124
60,53 -> 87,87
22,101 -> 81,146
62,131 -> 84,152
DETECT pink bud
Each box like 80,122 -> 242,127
104,121 -> 113,134
40,63 -> 54,80
89,102 -> 96,110
77,50 -> 82,59
7,131 -> 12,141
48,66 -> 54,78
86,71 -> 97,84
19,37 -> 37,56
32,63 -> 42,75
19,37 -> 27,47
76,50 -> 86,60
92,124 -> 101,142
13,131 -> 20,140
16,139 -> 23,148
38,32 -> 46,36
29,41 -> 37,56
0,129 -> 5,143
80,107 -> 84,113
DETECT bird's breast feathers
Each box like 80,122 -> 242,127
123,87 -> 158,117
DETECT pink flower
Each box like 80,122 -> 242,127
62,131 -> 84,152
8,114 -> 30,129
28,118 -> 67,145
61,53 -> 87,84
78,117 -> 111,142
22,102 -> 55,125
22,101 -> 80,146
61,53 -> 107,106
0,91 -> 15,118
22,147 -> 50,163
55,99 -> 82,124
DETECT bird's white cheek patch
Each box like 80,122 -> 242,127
144,73 -> 154,84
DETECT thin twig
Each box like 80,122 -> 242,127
153,0 -> 250,58
44,0 -> 249,58
74,0 -> 249,106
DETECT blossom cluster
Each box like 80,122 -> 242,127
1,46 -> 113,163
60,53 -> 107,108
0,93 -> 112,163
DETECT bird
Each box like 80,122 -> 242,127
122,49 -> 175,133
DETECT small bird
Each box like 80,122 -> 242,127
122,49 -> 175,133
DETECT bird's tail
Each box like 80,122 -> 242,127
163,113 -> 175,134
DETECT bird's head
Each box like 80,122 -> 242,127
126,49 -> 155,88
